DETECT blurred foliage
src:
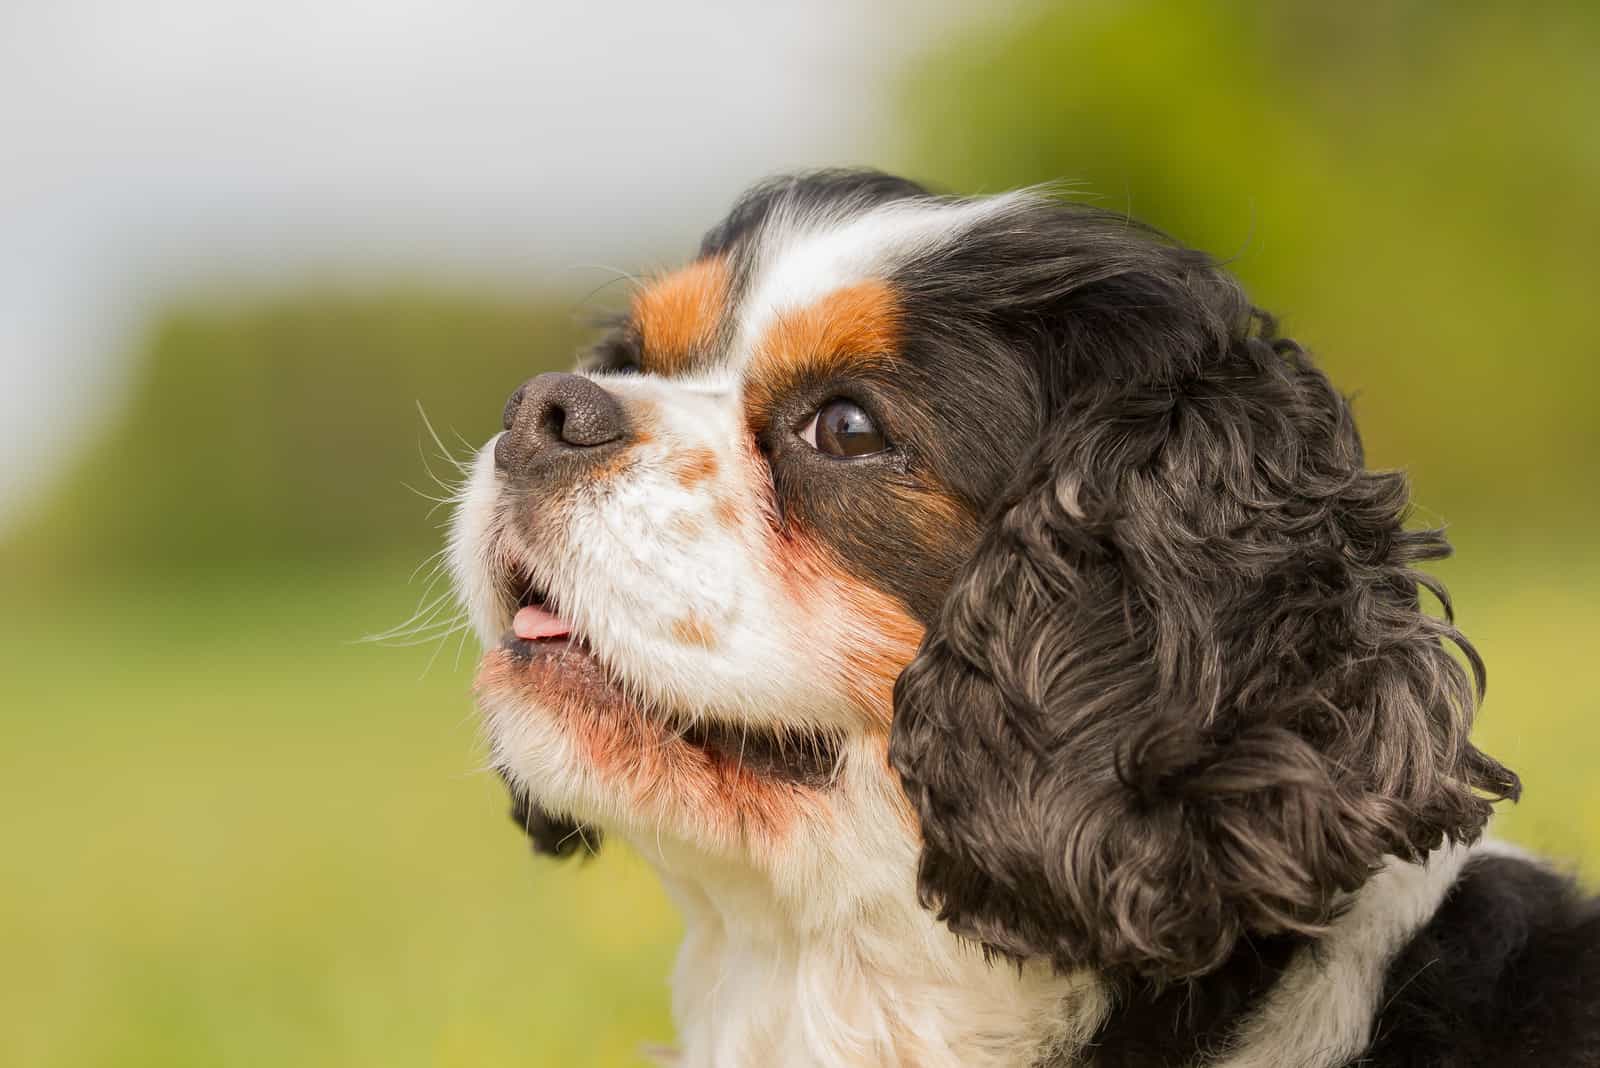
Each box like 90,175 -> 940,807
896,0 -> 1600,536
6,287 -> 593,575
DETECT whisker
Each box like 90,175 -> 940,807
415,401 -> 473,473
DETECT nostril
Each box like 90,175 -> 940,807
556,404 -> 621,447
544,375 -> 625,448
540,401 -> 567,443
502,383 -> 527,432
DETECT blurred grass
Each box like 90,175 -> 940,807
2,550 -> 1596,1066
0,564 -> 680,1068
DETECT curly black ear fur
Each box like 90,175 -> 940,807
888,213 -> 1519,984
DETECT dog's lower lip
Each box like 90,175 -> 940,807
499,631 -> 585,660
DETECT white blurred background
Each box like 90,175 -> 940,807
0,0 -> 979,521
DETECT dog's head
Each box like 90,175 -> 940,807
451,170 -> 1517,982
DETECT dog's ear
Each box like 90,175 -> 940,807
501,772 -> 602,859
888,246 -> 1518,983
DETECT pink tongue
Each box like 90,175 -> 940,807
513,604 -> 572,641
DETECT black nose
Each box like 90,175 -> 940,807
495,373 -> 627,477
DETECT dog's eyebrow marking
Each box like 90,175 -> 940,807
733,193 -> 1023,364
742,279 -> 901,430
633,256 -> 731,376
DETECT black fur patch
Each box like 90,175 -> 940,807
1081,935 -> 1301,1066
1362,854 -> 1600,1066
500,771 -> 601,859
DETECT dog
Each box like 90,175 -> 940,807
449,170 -> 1600,1067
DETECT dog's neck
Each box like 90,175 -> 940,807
623,740 -> 1108,1068
637,845 -> 1106,1068
624,759 -> 1475,1068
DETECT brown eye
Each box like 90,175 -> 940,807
801,398 -> 887,458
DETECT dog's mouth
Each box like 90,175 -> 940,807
507,579 -> 574,643
493,571 -> 841,789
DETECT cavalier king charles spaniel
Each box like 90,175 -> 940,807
449,171 -> 1599,1067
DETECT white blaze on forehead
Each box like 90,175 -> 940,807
652,366 -> 740,398
731,194 -> 1025,369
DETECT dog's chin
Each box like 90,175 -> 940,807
475,628 -> 843,850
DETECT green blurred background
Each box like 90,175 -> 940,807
3,3 -> 1597,1065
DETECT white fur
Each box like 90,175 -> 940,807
637,742 -> 1107,1068
1472,835 -> 1545,866
449,441 -> 512,647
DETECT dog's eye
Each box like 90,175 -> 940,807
800,399 -> 887,458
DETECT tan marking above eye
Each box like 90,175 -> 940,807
743,279 -> 902,433
632,257 -> 730,375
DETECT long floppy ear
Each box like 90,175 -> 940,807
889,251 -> 1519,983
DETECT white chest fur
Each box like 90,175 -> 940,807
628,834 -> 1481,1068
633,835 -> 1106,1068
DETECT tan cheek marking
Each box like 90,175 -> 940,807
632,257 -> 730,376
777,533 -> 926,734
766,534 -> 924,831
475,650 -> 821,847
671,446 -> 719,489
743,279 -> 901,432
836,581 -> 926,733
671,615 -> 718,649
